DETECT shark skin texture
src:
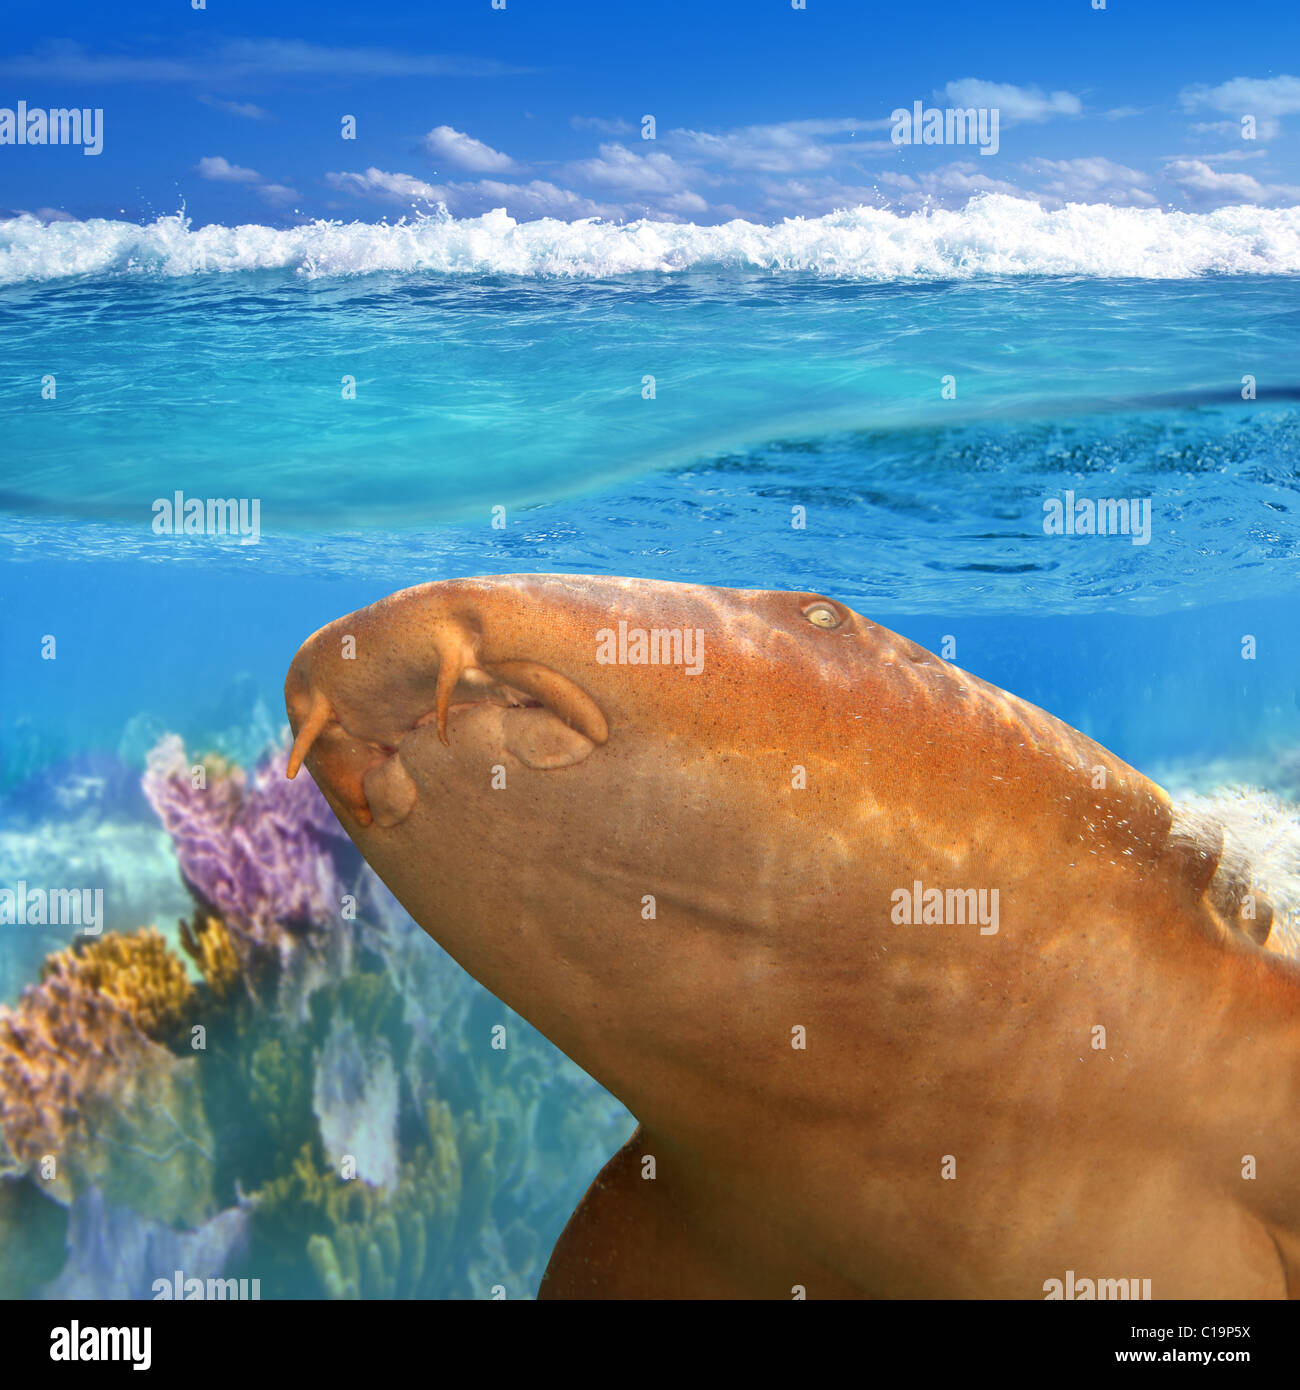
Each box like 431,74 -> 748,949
284,574 -> 1300,1300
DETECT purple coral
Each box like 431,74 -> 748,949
143,735 -> 349,944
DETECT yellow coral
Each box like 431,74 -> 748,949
195,750 -> 239,784
0,928 -> 207,1200
179,911 -> 242,1000
0,976 -> 146,1172
40,927 -> 194,1039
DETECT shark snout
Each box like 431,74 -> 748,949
284,584 -> 609,829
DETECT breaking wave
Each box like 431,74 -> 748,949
4,194 -> 1300,284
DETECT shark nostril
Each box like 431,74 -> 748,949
486,660 -> 608,745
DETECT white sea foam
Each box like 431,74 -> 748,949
3,195 -> 1300,284
1172,787 -> 1300,958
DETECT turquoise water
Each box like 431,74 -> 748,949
4,268 -> 1300,539
1,202 -> 1299,1297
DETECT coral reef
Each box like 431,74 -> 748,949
0,968 -> 145,1177
0,927 -> 214,1221
1,750 -> 152,826
312,1016 -> 401,1192
0,733 -> 634,1300
145,734 -> 362,1020
249,1116 -> 461,1299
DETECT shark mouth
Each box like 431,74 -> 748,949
286,653 -> 608,830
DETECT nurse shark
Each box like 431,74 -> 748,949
284,575 -> 1300,1299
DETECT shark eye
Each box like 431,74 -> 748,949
802,601 -> 844,630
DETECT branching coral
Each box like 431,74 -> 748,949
40,927 -> 194,1039
246,1098 -> 465,1299
143,734 -> 350,948
179,911 -> 241,1001
0,933 -> 214,1219
0,927 -> 197,1177
145,734 -> 363,1021
0,976 -> 142,1179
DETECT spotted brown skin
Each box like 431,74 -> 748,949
286,574 -> 1300,1299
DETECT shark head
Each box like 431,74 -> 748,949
284,573 -> 866,826
285,576 -> 874,880
284,575 -> 955,1094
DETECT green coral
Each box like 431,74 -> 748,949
192,1008 -> 317,1204
0,1176 -> 68,1298
79,1047 -> 215,1226
247,1033 -> 316,1172
181,961 -> 411,1218
309,970 -> 407,1051
244,1102 -> 464,1299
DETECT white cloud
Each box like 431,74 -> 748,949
671,118 -> 886,173
1189,119 -> 1259,139
326,167 -> 446,203
570,115 -> 632,135
222,39 -> 525,79
467,179 -> 614,218
195,155 -> 261,183
877,161 -> 1033,205
199,95 -> 267,120
0,38 -> 527,82
197,154 -> 299,206
940,79 -> 1082,124
1164,158 -> 1300,206
656,190 -> 710,214
757,177 -> 887,215
1023,156 -> 1156,206
1167,148 -> 1266,163
326,168 -> 617,219
423,125 -> 517,174
1182,75 -> 1300,139
566,141 -> 699,195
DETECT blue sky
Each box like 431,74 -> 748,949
3,0 -> 1299,225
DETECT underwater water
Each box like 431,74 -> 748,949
1,198 -> 1299,1298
